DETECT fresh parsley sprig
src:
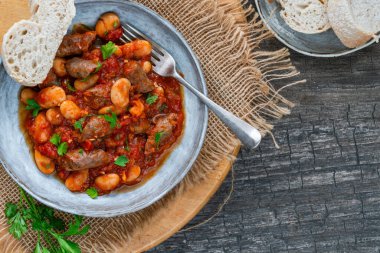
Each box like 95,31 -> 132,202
101,41 -> 117,60
146,94 -> 158,105
101,112 -> 118,129
155,131 -> 164,148
57,143 -> 69,156
94,62 -> 102,73
67,82 -> 76,92
49,133 -> 68,156
85,188 -> 98,199
4,188 -> 89,253
114,155 -> 129,167
25,99 -> 41,117
74,117 -> 86,133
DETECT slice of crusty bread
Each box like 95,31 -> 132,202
351,0 -> 380,34
1,0 -> 75,86
328,0 -> 380,48
28,0 -> 39,14
31,0 -> 76,65
2,21 -> 52,86
277,0 -> 330,34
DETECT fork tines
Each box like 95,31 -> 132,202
121,23 -> 164,57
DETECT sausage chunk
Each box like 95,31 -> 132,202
145,113 -> 178,155
130,118 -> 150,134
125,61 -> 154,93
80,116 -> 112,141
83,83 -> 112,109
39,69 -> 58,89
59,149 -> 111,171
57,31 -> 97,57
66,57 -> 98,79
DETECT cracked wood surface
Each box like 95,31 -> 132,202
150,37 -> 380,252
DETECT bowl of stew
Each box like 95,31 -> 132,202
0,1 -> 208,217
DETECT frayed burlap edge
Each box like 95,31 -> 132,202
0,0 -> 304,252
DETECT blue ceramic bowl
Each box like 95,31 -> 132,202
0,0 -> 208,217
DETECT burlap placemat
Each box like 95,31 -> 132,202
0,0 -> 303,252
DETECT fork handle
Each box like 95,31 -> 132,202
174,73 -> 262,149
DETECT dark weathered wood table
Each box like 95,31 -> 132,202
150,27 -> 380,252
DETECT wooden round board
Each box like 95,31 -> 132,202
0,0 -> 242,251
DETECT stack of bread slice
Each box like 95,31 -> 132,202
277,0 -> 380,48
277,0 -> 330,34
1,0 -> 75,86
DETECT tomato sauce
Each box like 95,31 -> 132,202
19,18 -> 185,196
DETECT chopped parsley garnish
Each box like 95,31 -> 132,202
103,112 -> 118,129
146,94 -> 158,105
78,149 -> 84,155
86,188 -> 98,199
124,140 -> 130,151
159,104 -> 168,112
67,82 -> 76,92
113,21 -> 119,28
57,142 -> 68,156
74,117 -> 86,132
81,75 -> 92,82
104,30 -> 109,36
155,131 -> 164,148
101,41 -> 117,60
4,187 -> 89,252
49,133 -> 68,156
50,133 -> 61,147
94,62 -> 102,73
114,155 -> 129,167
25,99 -> 41,117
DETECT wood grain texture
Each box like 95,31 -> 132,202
151,36 -> 380,252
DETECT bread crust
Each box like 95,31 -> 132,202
1,0 -> 75,86
327,0 -> 374,48
277,0 -> 330,34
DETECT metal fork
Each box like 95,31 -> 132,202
121,24 -> 262,149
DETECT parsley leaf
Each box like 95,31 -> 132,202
49,134 -> 61,147
34,241 -> 51,253
78,149 -> 84,155
52,235 -> 81,253
8,210 -> 28,239
124,140 -> 130,151
114,155 -> 129,167
159,104 -> 168,112
81,75 -> 92,82
101,41 -> 117,60
57,142 -> 68,156
5,188 -> 89,253
74,117 -> 86,132
67,82 -> 76,92
146,94 -> 158,105
50,134 -> 68,156
103,112 -> 118,129
5,203 -> 18,218
94,62 -> 102,73
25,99 -> 41,117
60,215 -> 90,236
155,131 -> 164,147
85,188 -> 98,199
113,21 -> 119,28
34,241 -> 43,253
